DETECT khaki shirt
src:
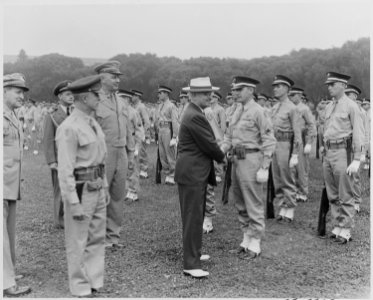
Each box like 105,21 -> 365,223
222,99 -> 276,166
211,102 -> 226,133
295,102 -> 317,144
3,106 -> 24,200
132,101 -> 150,131
271,98 -> 301,155
127,105 -> 144,152
95,91 -> 131,149
323,94 -> 364,158
155,99 -> 179,138
204,106 -> 223,142
56,108 -> 108,205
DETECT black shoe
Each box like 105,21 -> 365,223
283,217 -> 293,223
334,237 -> 352,244
3,285 -> 31,297
228,246 -> 248,255
242,250 -> 261,261
318,233 -> 337,240
276,216 -> 284,222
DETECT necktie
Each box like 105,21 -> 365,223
67,106 -> 70,116
89,118 -> 97,135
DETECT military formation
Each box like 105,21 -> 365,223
3,63 -> 370,295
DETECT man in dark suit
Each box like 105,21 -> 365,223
175,77 -> 225,278
43,80 -> 74,228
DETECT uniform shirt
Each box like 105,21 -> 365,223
178,102 -> 189,124
295,102 -> 317,145
132,101 -> 150,132
271,97 -> 301,155
156,98 -> 179,138
56,108 -> 108,205
95,91 -> 131,148
323,94 -> 364,159
358,106 -> 370,151
222,99 -> 276,167
225,103 -> 240,125
3,106 -> 24,200
126,105 -> 144,152
16,105 -> 27,120
316,102 -> 328,126
25,105 -> 37,122
211,102 -> 227,133
204,106 -> 223,142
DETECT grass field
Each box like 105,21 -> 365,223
14,145 -> 370,298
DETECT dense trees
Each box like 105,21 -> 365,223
4,38 -> 369,103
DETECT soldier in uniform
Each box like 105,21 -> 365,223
43,80 -> 74,228
94,60 -> 131,248
3,73 -> 32,296
221,76 -> 276,259
270,75 -> 301,222
155,85 -> 179,185
130,90 -> 151,179
321,72 -> 364,243
288,87 -> 317,202
117,90 -> 144,202
56,75 -> 109,297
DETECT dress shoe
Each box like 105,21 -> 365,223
318,233 -> 337,240
3,285 -> 31,296
283,217 -> 293,223
334,237 -> 352,244
242,250 -> 261,261
183,269 -> 209,278
228,246 -> 248,255
112,243 -> 125,248
276,215 -> 284,222
200,254 -> 210,261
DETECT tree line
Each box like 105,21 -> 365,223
4,37 -> 370,104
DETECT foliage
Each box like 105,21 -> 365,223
4,38 -> 370,103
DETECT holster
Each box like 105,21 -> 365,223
235,144 -> 246,160
76,183 -> 84,203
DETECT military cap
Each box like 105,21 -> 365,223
289,87 -> 304,95
272,75 -> 294,87
183,77 -> 219,93
345,84 -> 361,95
231,76 -> 260,90
117,89 -> 135,98
158,85 -> 173,94
179,91 -> 188,98
53,80 -> 72,96
3,73 -> 29,91
212,91 -> 222,100
131,89 -> 143,97
257,93 -> 268,101
94,60 -> 123,75
325,72 -> 350,85
68,75 -> 102,94
362,98 -> 370,104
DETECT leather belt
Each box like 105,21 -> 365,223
74,164 -> 105,181
325,136 -> 351,150
233,148 -> 260,155
159,121 -> 171,128
275,131 -> 294,141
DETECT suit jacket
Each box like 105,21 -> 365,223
175,102 -> 225,186
43,105 -> 67,165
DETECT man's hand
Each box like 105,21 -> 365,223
31,125 -> 36,132
304,144 -> 312,154
23,123 -> 27,129
319,146 -> 325,157
170,138 -> 177,147
346,160 -> 361,176
289,154 -> 298,168
134,149 -> 139,157
104,188 -> 110,206
256,168 -> 269,183
71,203 -> 85,221
49,162 -> 58,170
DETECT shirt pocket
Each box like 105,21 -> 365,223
77,130 -> 96,147
95,106 -> 112,120
334,112 -> 349,120
239,117 -> 256,130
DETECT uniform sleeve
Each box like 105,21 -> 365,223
257,110 -> 276,168
140,105 -> 151,132
56,125 -> 80,204
303,106 -> 317,144
290,107 -> 301,155
134,112 -> 145,151
43,114 -> 57,165
219,107 -> 227,133
350,105 -> 365,159
170,104 -> 179,138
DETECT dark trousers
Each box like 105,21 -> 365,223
51,169 -> 64,227
178,183 -> 207,270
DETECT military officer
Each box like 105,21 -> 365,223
3,73 -> 32,296
155,85 -> 179,185
321,72 -> 364,243
94,60 -> 131,248
130,89 -> 151,179
270,75 -> 301,222
43,80 -> 74,228
117,90 -> 144,202
288,87 -> 317,202
220,76 -> 276,259
344,84 -> 368,213
56,75 -> 109,297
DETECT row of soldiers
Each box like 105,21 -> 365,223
3,64 -> 370,293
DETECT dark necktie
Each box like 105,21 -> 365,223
67,106 -> 70,116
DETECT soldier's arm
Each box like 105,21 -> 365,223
140,105 -> 151,132
350,104 -> 364,159
170,104 -> 179,138
56,126 -> 80,204
43,114 -> 57,165
303,106 -> 317,144
290,107 -> 301,155
257,110 -> 276,168
219,107 -> 227,133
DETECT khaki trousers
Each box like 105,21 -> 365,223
3,200 -> 17,290
126,151 -> 140,193
139,141 -> 149,172
291,144 -> 309,197
51,169 -> 64,227
158,127 -> 176,177
105,146 -> 128,244
64,185 -> 106,296
205,184 -> 217,218
230,152 -> 266,239
323,148 -> 355,228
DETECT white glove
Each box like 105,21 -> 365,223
134,149 -> 139,157
256,168 -> 269,183
49,162 -> 58,170
360,153 -> 366,163
304,144 -> 312,154
170,138 -> 177,147
319,146 -> 325,157
71,203 -> 85,221
346,160 -> 361,176
289,154 -> 298,168
23,123 -> 27,129
31,125 -> 36,132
